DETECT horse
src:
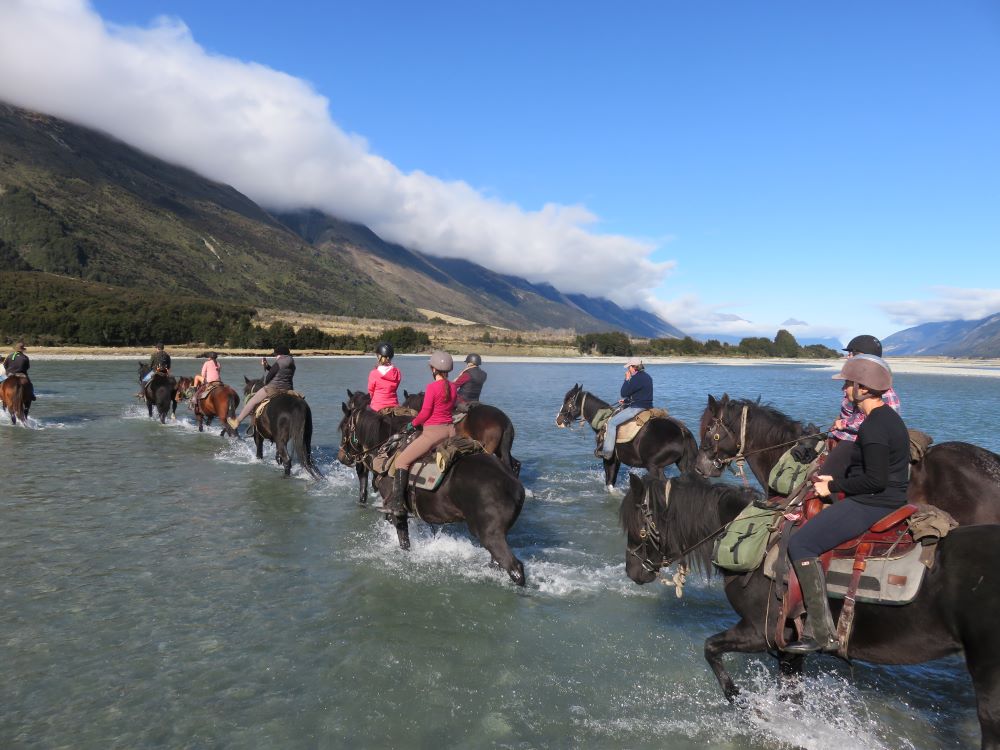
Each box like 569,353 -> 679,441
191,382 -> 240,436
695,393 -> 1000,525
337,400 -> 526,585
1,374 -> 34,425
340,389 -> 415,504
619,471 -> 1000,749
174,376 -> 194,403
402,390 -> 521,476
137,363 -> 177,424
555,383 -> 698,491
242,376 -> 321,478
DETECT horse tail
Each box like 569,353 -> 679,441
677,420 -> 699,474
498,419 -> 520,476
226,390 -> 239,421
293,404 -> 322,479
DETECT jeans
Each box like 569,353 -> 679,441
601,407 -> 643,458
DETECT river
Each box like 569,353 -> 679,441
2,357 -> 995,749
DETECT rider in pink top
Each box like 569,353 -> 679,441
193,352 -> 221,388
411,377 -> 457,426
368,342 -> 402,411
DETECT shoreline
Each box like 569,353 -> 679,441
18,347 -> 1000,377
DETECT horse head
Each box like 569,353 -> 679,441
696,394 -> 739,477
619,473 -> 668,584
401,390 -> 423,411
243,375 -> 264,396
555,383 -> 583,427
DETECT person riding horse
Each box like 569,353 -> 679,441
453,353 -> 487,405
2,341 -> 31,380
785,354 -> 910,654
597,358 -> 653,460
227,345 -> 295,432
190,351 -> 221,407
375,350 -> 457,518
368,341 -> 402,411
823,335 -> 901,481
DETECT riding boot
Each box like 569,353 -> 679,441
783,557 -> 839,654
375,469 -> 410,517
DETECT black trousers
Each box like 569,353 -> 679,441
788,498 -> 897,561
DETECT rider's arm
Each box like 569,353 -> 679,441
367,369 -> 378,398
411,381 -> 439,427
453,371 -> 470,388
263,361 -> 280,386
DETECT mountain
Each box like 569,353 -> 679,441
0,103 -> 682,337
882,313 -> 1000,357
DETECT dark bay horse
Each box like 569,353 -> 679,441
402,390 -> 520,476
696,393 -> 1000,525
337,400 -> 527,585
137,363 -> 177,423
1,374 -> 34,425
619,472 -> 1000,748
243,376 -> 320,478
191,382 -> 240,436
555,384 -> 698,491
339,390 -> 414,504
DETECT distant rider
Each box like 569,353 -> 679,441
376,351 -> 457,518
823,334 -> 901,481
784,354 -> 909,654
2,341 -> 30,379
227,345 -> 295,431
598,357 -> 653,460
143,343 -> 172,384
191,351 -> 221,405
453,353 -> 487,404
368,342 -> 402,412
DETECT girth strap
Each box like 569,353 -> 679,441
835,541 -> 872,659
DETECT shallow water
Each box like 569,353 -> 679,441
2,357 -> 995,749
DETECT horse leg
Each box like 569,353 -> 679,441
394,517 -> 411,551
606,459 -> 622,492
254,433 -> 264,460
704,619 -> 771,701
147,399 -> 153,418
479,530 -> 525,586
356,465 -> 368,505
197,411 -> 204,432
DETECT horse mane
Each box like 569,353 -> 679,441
619,473 -> 761,576
702,397 -> 807,447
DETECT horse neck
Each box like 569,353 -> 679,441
663,479 -> 754,572
730,401 -> 804,487
355,409 -> 389,450
580,391 -> 610,428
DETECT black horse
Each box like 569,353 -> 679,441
555,383 -> 697,491
619,471 -> 1000,748
242,376 -> 321,478
137,363 -> 177,424
402,390 -> 521,476
696,393 -> 1000,525
337,400 -> 527,585
339,390 -> 414,504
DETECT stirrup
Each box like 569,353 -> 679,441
782,636 -> 838,655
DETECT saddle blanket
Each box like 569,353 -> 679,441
763,541 -> 926,605
378,405 -> 418,418
371,435 -> 484,491
594,408 -> 670,444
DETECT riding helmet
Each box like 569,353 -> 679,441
272,345 -> 291,356
844,334 -> 882,357
375,342 -> 395,359
429,350 -> 454,373
833,353 -> 892,392
465,353 -> 482,366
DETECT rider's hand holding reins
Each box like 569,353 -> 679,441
812,474 -> 833,498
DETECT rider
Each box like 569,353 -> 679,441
377,350 -> 457,518
784,354 -> 910,654
227,345 -> 295,431
191,351 -> 221,405
823,334 -> 901,481
453,353 -> 487,405
368,342 -> 402,411
2,341 -> 29,378
143,343 -> 172,385
597,357 -> 653,460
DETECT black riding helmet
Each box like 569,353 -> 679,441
375,341 -> 394,359
844,334 -> 882,357
465,353 -> 482,366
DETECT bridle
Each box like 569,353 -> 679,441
556,389 -> 589,429
339,406 -> 367,466
701,404 -> 750,480
626,479 -> 671,576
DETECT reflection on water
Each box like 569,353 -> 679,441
1,358 -> 991,748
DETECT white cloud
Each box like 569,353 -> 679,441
880,288 -> 1000,327
782,318 -> 809,326
0,0 -> 670,306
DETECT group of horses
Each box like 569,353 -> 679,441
136,363 -> 320,478
554,384 -> 1000,748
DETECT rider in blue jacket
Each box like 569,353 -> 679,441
598,358 -> 653,460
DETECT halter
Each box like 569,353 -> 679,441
556,389 -> 590,430
339,406 -> 367,466
702,405 -> 750,482
626,479 -> 670,575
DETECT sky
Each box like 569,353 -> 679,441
1,0 -> 998,343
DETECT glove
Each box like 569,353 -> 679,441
404,422 -> 417,434
790,440 -> 819,463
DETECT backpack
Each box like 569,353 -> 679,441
767,438 -> 825,496
712,505 -> 780,573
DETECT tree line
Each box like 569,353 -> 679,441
576,329 -> 840,358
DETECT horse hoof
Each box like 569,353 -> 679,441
605,484 -> 615,493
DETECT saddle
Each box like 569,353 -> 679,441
763,498 -> 957,657
594,408 -> 671,448
252,390 -> 306,420
198,381 -> 225,400
378,405 -> 418,418
369,435 -> 485,494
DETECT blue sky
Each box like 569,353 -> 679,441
2,1 -> 998,342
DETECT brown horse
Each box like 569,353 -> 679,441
1,374 -> 34,425
174,376 -> 194,403
696,393 -> 1000,525
191,382 -> 240,436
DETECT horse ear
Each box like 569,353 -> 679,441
721,393 -> 730,406
341,402 -> 348,414
403,389 -> 410,398
244,376 -> 251,384
707,394 -> 717,409
628,472 -> 644,499
347,389 -> 353,398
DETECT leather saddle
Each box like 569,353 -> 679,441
596,408 -> 670,449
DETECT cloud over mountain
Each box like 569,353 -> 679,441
0,0 -> 671,308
